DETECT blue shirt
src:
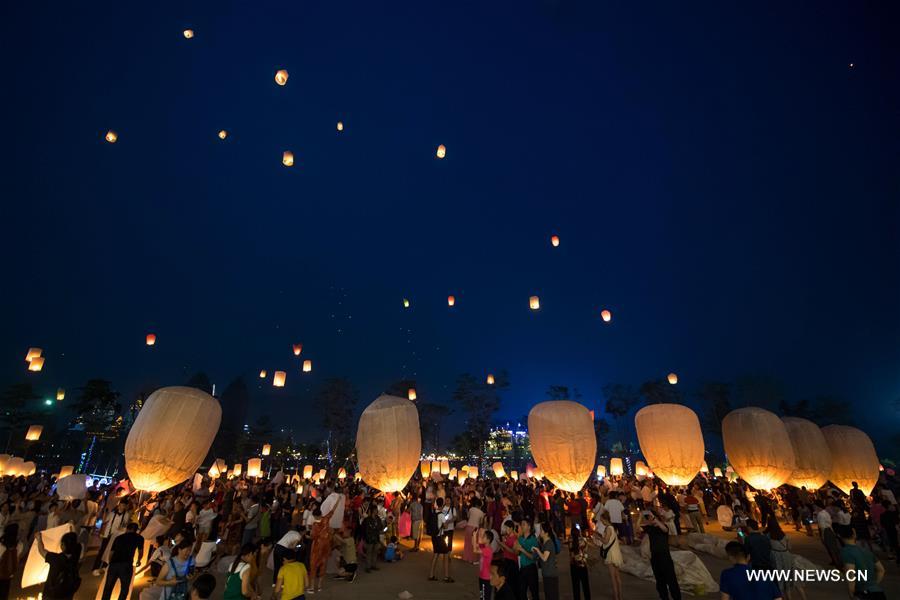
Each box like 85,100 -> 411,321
719,564 -> 781,600
518,535 -> 538,567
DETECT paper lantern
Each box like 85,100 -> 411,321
183,29 -> 194,39
56,474 -> 86,500
146,333 -> 156,346
356,394 -> 421,492
22,524 -> 77,588
247,458 -> 262,478
447,295 -> 455,307
208,464 -> 220,479
436,144 -> 446,159
667,373 -> 678,385
0,455 -> 10,473
403,298 -> 410,308
275,69 -> 289,85
635,461 -> 649,477
440,459 -> 450,475
56,388 -> 65,401
511,470 -> 519,480
700,461 -> 709,474
338,468 -> 347,479
822,425 -> 880,495
231,464 -> 242,477
635,403 -> 705,486
282,151 -> 294,167
337,121 -> 344,132
301,360 -> 311,372
218,130 -> 227,140
293,344 -> 303,356
713,467 -> 723,477
262,444 -> 271,456
609,458 -> 624,476
601,309 -> 612,322
273,371 -> 286,387
318,468 -> 327,479
58,466 -> 74,479
722,407 -> 796,490
354,472 -> 361,481
25,425 -> 42,441
492,462 -> 506,478
303,465 -> 313,479
420,460 -> 430,477
216,458 -> 226,473
28,357 -> 44,372
259,370 -> 267,378
105,130 -> 118,143
124,386 -> 222,492
469,466 -> 479,478
408,388 -> 417,401
550,235 -> 560,247
596,464 -> 606,478
23,461 -> 36,476
449,467 -> 457,480
529,296 -> 540,310
528,400 -> 597,492
431,460 -> 440,473
486,374 -> 495,385
25,348 -> 42,362
782,417 -> 833,490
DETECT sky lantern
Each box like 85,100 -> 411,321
58,466 -> 74,479
273,371 -> 286,387
723,407 -> 796,490
528,400 -> 596,492
469,465 -> 479,478
262,444 -> 271,456
529,296 -> 540,310
550,235 -> 560,247
218,130 -> 227,140
667,372 -> 678,385
338,467 -> 347,479
275,69 -> 289,85
713,467 -> 723,477
700,461 -> 709,474
145,333 -> 156,346
635,403 -> 705,486
492,462 -> 506,478
56,388 -> 65,401
447,295 -> 455,307
436,144 -> 446,159
609,458 -> 624,476
303,360 -> 312,372
105,130 -> 118,143
782,417 -> 833,490
601,309 -> 612,322
635,461 -> 649,477
511,470 -> 519,480
25,425 -> 43,441
431,460 -> 440,473
821,425 -> 880,495
25,348 -> 42,362
403,298 -> 410,308
303,465 -> 313,479
231,464 -> 242,477
419,460 -> 429,478
337,121 -> 344,132
259,370 -> 267,378
449,467 -> 457,480
596,464 -> 606,478
407,388 -> 417,401
28,357 -> 44,372
208,463 -> 220,479
183,29 -> 194,39
293,343 -> 303,356
440,459 -> 450,475
247,458 -> 262,478
124,386 -> 221,492
282,151 -> 294,166
355,394 -> 421,492
486,374 -> 495,385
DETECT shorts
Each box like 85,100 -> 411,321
432,531 -> 452,554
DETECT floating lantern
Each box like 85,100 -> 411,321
303,465 -> 313,479
601,309 -> 612,322
338,468 -> 347,479
58,466 -> 74,479
492,462 -> 506,478
469,466 -> 479,479
25,426 -> 42,441
247,458 -> 262,478
420,460 -> 430,477
293,344 -> 303,356
596,464 -> 606,478
23,461 -> 35,476
821,425 -> 880,495
273,371 -> 286,387
528,400 -> 597,492
146,333 -> 156,346
713,467 -> 723,477
529,296 -> 540,310
282,151 -> 294,167
436,144 -> 446,159
259,370 -> 267,378
609,458 -> 624,476
337,121 -> 344,132
722,407 -> 796,490
440,459 -> 450,475
124,386 -> 222,492
56,388 -> 65,401
303,360 -> 312,372
635,461 -> 649,477
782,417 -> 833,490
486,374 -> 495,385
700,461 -> 709,474
635,403 -> 705,486
25,348 -> 42,362
262,444 -> 271,456
218,130 -> 227,140
447,295 -> 455,307
275,69 -> 289,85
5,457 -> 23,477
356,394 -> 421,492
431,460 -> 440,473
550,235 -> 560,247
183,29 -> 194,39
408,388 -> 417,401
232,464 -> 242,477
667,373 -> 678,385
105,130 -> 118,143
403,298 -> 410,308
208,463 -> 220,479
28,357 -> 44,372
511,470 -> 519,480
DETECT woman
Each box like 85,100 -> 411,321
569,525 -> 591,600
157,541 -> 194,600
599,512 -> 623,600
308,502 -> 339,593
515,519 -> 540,600
534,520 -> 560,600
498,520 -> 520,595
0,524 -> 19,600
37,531 -> 81,600
464,498 -> 485,564
223,543 -> 256,600
767,517 -> 807,600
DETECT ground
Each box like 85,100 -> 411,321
13,521 -> 900,600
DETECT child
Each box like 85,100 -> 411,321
274,549 -> 308,600
335,527 -> 358,582
384,536 -> 403,562
477,530 -> 495,600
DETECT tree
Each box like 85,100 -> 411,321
317,378 -> 358,465
453,370 -> 509,465
696,381 -> 731,441
546,385 -> 582,401
185,372 -> 213,395
733,375 -> 784,411
0,383 -> 39,452
594,417 -> 612,457
639,379 -> 683,405
602,383 -> 640,446
69,380 -> 122,473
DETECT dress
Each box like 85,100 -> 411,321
309,519 -> 331,579
602,526 -> 624,568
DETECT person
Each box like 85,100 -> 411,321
101,522 -> 144,600
766,517 -> 805,600
719,541 -> 782,600
0,523 -> 19,600
385,535 -> 403,562
642,508 -> 681,600
242,497 -> 260,547
158,541 -> 195,600
465,498 -> 485,563
743,519 -> 773,570
362,504 -> 383,574
498,520 -> 520,597
839,529 -> 886,600
147,535 -> 172,579
190,573 -> 215,600
334,527 -> 358,582
476,530 -> 494,600
274,549 -> 307,600
428,497 -> 455,583
684,490 -> 705,533
515,519 -> 539,600
490,561 -> 515,600
93,500 -> 130,575
569,525 -> 591,600
603,492 -> 628,542
37,531 -> 82,600
534,522 -> 560,600
308,502 -> 338,594
599,513 -> 623,600
274,526 -> 302,585
879,501 -> 899,563
223,544 -> 256,600
409,496 -> 424,552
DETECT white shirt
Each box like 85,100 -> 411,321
277,531 -> 302,549
196,508 -> 216,529
816,509 -> 832,530
603,499 -> 625,524
641,486 -> 654,503
467,507 -> 484,529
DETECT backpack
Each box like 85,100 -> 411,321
48,554 -> 81,598
425,509 -> 439,537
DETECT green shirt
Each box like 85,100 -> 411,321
840,544 -> 882,593
518,534 -> 538,567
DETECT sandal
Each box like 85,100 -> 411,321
428,576 -> 439,581
444,577 -> 455,583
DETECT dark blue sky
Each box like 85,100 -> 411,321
2,2 -> 898,446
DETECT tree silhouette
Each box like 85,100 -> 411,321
185,372 -> 213,395
602,383 -> 640,446
453,370 -> 509,465
0,383 -> 39,453
696,381 -> 731,440
639,379 -> 683,405
317,378 -> 358,465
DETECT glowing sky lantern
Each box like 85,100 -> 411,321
420,460 -> 430,478
635,461 -> 649,477
440,459 -> 450,475
667,372 -> 678,385
609,458 -> 624,476
262,444 -> 271,456
822,425 -> 880,495
528,400 -> 596,492
56,388 -> 65,401
28,357 -> 44,372
183,29 -> 194,39
431,460 -> 440,473
529,296 -> 540,310
25,425 -> 43,441
273,371 -> 286,387
25,348 -> 42,362
403,298 -> 410,308
259,370 -> 267,378
700,461 -> 709,474
293,343 -> 303,356
635,403 -> 705,485
492,462 -> 506,478
782,417 -> 832,490
550,235 -> 560,247
303,465 -> 313,479
447,295 -> 455,307
713,467 -> 723,477
449,467 -> 457,480
105,130 -> 118,143
247,458 -> 262,478
275,69 -> 289,86
282,151 -> 294,167
338,467 -> 347,479
337,121 -> 344,132
436,144 -> 446,159
601,309 -> 612,322
146,333 -> 156,346
303,360 -> 312,372
232,463 -> 242,477
58,466 -> 74,479
355,394 -> 421,492
596,464 -> 606,478
218,130 -> 228,140
486,374 -> 495,385
407,388 -> 417,401
723,407 -> 796,490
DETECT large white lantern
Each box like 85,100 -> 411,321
356,394 -> 421,492
635,403 -> 705,486
821,425 -> 880,496
722,407 -> 795,490
782,417 -> 833,490
528,401 -> 596,492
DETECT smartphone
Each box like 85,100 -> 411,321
574,523 -> 580,530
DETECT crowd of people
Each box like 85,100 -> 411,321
0,464 -> 895,600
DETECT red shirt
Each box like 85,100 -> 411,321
479,544 -> 493,579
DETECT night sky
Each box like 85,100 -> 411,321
3,2 -> 899,446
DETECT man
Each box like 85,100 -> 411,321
643,508 -> 681,600
274,549 -> 308,600
849,482 -> 869,513
719,541 -> 782,600
274,526 -> 302,584
840,529 -> 886,600
684,489 -> 705,533
190,573 -> 216,600
603,492 -> 627,542
490,561 -> 515,600
101,522 -> 144,600
409,496 -> 424,552
242,496 -> 260,546
93,499 -> 130,575
362,504 -> 383,573
743,520 -> 773,570
878,502 -> 899,563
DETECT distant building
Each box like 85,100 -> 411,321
486,422 -> 531,465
